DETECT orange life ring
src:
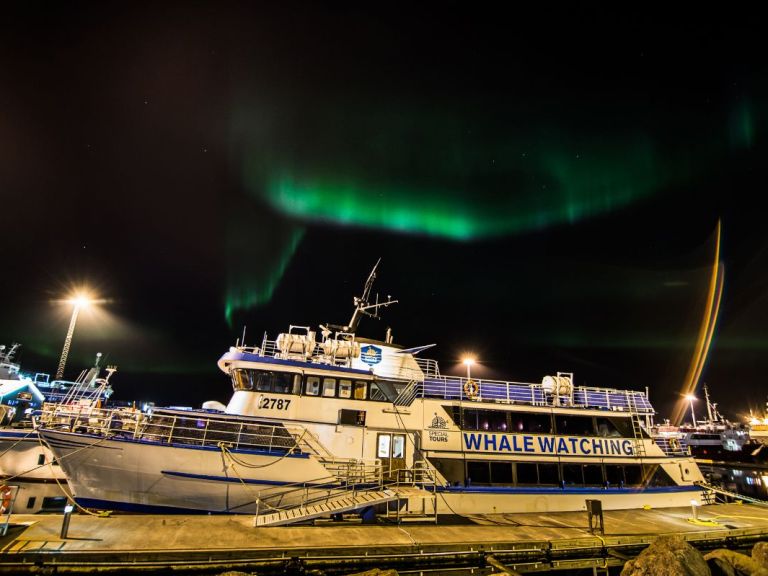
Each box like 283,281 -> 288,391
463,379 -> 479,400
0,485 -> 12,514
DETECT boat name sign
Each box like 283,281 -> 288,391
463,433 -> 635,456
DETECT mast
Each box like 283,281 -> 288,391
343,259 -> 398,334
704,384 -> 714,423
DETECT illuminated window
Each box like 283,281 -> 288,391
353,380 -> 367,400
322,378 -> 337,397
305,377 -> 320,396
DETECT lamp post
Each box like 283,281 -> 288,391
685,394 -> 697,427
56,295 -> 92,380
463,357 -> 475,380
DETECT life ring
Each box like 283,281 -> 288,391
0,485 -> 12,514
463,379 -> 479,400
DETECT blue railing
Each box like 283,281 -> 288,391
418,376 -> 654,413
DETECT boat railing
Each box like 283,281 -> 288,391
408,376 -> 655,413
38,405 -> 299,454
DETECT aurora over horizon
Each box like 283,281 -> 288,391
1,3 -> 767,421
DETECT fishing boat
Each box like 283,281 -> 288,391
38,264 -> 707,521
0,346 -> 115,513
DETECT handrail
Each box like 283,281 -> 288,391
38,405 -> 299,454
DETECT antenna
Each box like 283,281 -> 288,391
345,260 -> 399,333
241,326 -> 247,347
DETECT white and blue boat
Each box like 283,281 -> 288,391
1,346 -> 114,513
38,264 -> 706,521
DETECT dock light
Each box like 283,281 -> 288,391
61,504 -> 74,539
690,499 -> 699,521
685,394 -> 697,427
462,357 -> 476,380
56,290 -> 102,380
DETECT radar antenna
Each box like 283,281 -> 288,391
347,259 -> 398,333
325,259 -> 398,334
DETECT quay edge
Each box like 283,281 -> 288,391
2,503 -> 768,574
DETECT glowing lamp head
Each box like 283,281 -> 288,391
462,357 -> 476,367
685,394 -> 697,402
67,294 -> 93,309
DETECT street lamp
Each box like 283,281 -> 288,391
685,394 -> 697,427
463,357 -> 476,380
56,293 -> 94,380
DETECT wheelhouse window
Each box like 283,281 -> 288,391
369,382 -> 387,402
232,369 -> 252,391
305,376 -> 320,396
339,379 -> 352,399
322,378 -> 337,397
353,380 -> 367,400
231,369 -> 300,394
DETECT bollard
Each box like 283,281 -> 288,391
690,499 -> 699,521
60,505 -> 74,539
585,499 -> 604,535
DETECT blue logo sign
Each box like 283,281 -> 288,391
360,345 -> 382,366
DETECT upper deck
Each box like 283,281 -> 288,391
220,335 -> 654,416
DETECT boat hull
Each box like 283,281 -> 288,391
40,428 -> 341,514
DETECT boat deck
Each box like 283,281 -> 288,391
2,502 -> 768,574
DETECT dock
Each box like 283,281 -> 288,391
2,503 -> 768,574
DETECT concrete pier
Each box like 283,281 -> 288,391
1,503 -> 768,574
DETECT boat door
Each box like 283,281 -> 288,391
377,432 -> 406,479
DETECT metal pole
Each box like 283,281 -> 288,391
56,305 -> 81,380
689,398 -> 696,427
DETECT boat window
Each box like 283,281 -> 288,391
322,378 -> 337,397
538,463 -> 560,485
583,464 -> 604,486
252,372 -> 271,392
339,379 -> 352,399
392,435 -> 405,459
232,369 -> 252,391
377,435 -> 391,458
605,465 -> 624,487
623,465 -> 644,486
250,371 -> 297,394
490,462 -> 513,485
596,417 -> 629,437
353,380 -> 367,400
305,376 -> 320,396
467,461 -> 491,485
561,464 -> 583,486
510,412 -> 553,434
515,463 -> 538,485
368,382 -> 387,402
644,465 -> 676,487
554,415 -> 596,436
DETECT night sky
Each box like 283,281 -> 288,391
1,4 -> 766,421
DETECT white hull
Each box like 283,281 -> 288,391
0,428 -> 70,513
41,429 -> 339,513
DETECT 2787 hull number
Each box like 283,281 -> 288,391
258,397 -> 291,410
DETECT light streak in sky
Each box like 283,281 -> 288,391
671,220 -> 724,426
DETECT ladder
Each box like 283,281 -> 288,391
626,394 -> 647,457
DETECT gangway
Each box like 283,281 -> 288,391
696,481 -> 768,507
254,489 -> 397,526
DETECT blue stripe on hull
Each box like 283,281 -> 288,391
437,484 -> 703,495
161,469 -> 378,489
75,498 -> 221,514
